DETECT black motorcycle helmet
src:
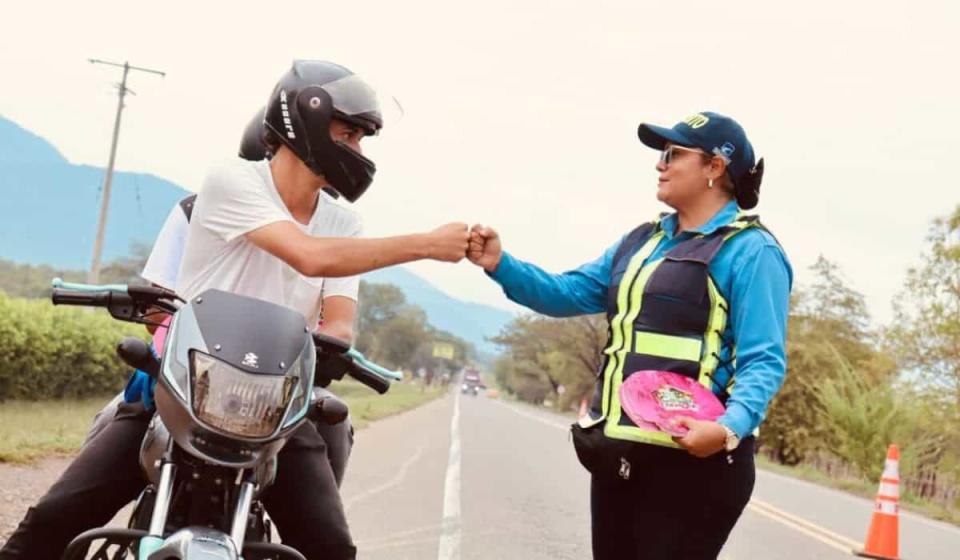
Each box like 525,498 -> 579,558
264,60 -> 383,203
240,105 -> 342,199
238,107 -> 268,161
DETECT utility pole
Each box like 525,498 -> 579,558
87,58 -> 165,284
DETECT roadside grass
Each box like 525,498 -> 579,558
756,455 -> 960,527
0,381 -> 444,465
0,396 -> 112,464
328,379 -> 445,429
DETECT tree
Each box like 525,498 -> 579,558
761,256 -> 895,465
355,280 -> 476,373
884,206 -> 960,497
371,307 -> 430,369
491,313 -> 607,409
355,281 -> 408,357
808,345 -> 939,479
886,205 -> 960,405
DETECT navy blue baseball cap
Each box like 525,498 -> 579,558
637,112 -> 764,209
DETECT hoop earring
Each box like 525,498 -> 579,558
708,178 -> 714,189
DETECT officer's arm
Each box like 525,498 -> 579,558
486,239 -> 622,317
716,242 -> 793,439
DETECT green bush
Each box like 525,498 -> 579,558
0,293 -> 147,400
811,344 -> 944,483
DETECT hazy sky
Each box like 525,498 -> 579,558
2,0 -> 957,324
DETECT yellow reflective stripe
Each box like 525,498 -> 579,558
635,331 -> 702,362
602,219 -> 758,447
605,257 -> 661,438
723,218 -> 758,241
600,231 -> 664,418
606,264 -> 711,450
698,277 -> 728,389
604,421 -> 679,448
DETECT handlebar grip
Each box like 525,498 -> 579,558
346,349 -> 404,381
52,277 -> 128,293
348,363 -> 391,395
51,289 -> 110,307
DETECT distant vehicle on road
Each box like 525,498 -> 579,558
461,368 -> 485,397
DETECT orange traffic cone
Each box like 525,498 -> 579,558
855,444 -> 901,560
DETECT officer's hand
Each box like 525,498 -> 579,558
670,417 -> 726,458
468,224 -> 502,273
426,223 -> 469,263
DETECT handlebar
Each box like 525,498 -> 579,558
50,278 -> 181,317
52,278 -> 128,293
312,333 -> 402,394
51,288 -> 138,321
51,289 -> 113,307
345,348 -> 404,382
347,363 -> 392,394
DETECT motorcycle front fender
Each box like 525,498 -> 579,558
145,527 -> 238,560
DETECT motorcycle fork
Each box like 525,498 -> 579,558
138,459 -> 177,557
229,472 -> 255,549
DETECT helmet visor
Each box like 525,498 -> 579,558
323,75 -> 380,117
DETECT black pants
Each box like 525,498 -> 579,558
590,437 -> 755,560
0,403 -> 356,560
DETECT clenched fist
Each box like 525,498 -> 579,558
426,223 -> 470,263
468,224 -> 503,273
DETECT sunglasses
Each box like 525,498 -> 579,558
659,144 -> 708,166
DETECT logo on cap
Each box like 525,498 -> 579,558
682,113 -> 710,129
713,141 -> 736,162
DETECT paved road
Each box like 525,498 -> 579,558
4,391 -> 957,558
342,391 -> 960,559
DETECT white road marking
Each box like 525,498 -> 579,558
492,399 -> 569,432
437,392 -> 462,560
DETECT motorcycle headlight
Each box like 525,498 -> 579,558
191,351 -> 298,438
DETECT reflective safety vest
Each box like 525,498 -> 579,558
580,214 -> 768,449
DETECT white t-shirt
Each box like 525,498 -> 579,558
176,158 -> 362,326
141,201 -> 190,290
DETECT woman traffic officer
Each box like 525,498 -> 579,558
468,112 -> 792,559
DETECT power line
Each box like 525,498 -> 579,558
87,58 -> 165,284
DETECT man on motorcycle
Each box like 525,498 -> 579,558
84,109 -> 355,487
0,60 -> 469,560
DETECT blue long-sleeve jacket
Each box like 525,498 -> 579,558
488,201 -> 793,439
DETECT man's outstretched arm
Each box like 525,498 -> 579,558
247,221 -> 469,278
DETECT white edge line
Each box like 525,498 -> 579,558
437,392 -> 462,560
492,399 -> 569,432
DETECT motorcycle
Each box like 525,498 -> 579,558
50,278 -> 401,560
